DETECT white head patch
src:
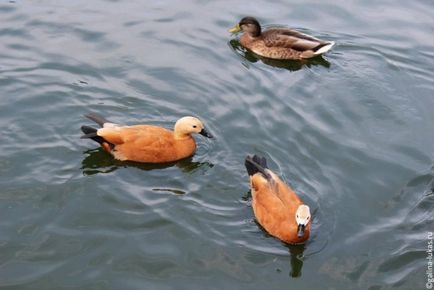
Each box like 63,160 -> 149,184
295,204 -> 311,226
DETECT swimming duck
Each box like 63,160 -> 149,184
245,155 -> 311,244
229,16 -> 334,60
81,113 -> 213,163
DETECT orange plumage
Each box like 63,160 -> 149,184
81,113 -> 212,163
245,155 -> 311,244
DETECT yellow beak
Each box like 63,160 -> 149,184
228,24 -> 241,33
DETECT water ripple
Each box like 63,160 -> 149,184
0,0 -> 433,289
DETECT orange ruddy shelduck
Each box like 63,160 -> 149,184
81,113 -> 213,163
245,155 -> 311,244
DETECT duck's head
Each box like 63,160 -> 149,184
295,204 -> 311,238
229,16 -> 261,37
174,116 -> 213,139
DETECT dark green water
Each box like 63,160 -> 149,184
1,1 -> 433,289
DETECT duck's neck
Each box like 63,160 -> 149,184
173,127 -> 192,140
242,29 -> 261,46
174,121 -> 189,140
249,25 -> 261,37
173,128 -> 192,140
174,133 -> 192,140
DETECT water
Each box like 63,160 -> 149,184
0,0 -> 433,289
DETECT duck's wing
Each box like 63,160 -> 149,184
251,171 -> 296,225
245,155 -> 290,207
263,29 -> 326,51
131,127 -> 176,150
274,175 -> 303,208
98,125 -> 175,147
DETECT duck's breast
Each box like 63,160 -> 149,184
173,137 -> 196,160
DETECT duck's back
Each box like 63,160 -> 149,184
240,32 -> 304,60
251,172 -> 308,244
106,125 -> 196,163
241,28 -> 331,60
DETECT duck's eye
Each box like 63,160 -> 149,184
193,125 -> 197,128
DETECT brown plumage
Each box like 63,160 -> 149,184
229,16 -> 335,60
245,155 -> 311,244
81,113 -> 213,163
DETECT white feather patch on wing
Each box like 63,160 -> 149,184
314,41 -> 335,55
103,122 -> 119,128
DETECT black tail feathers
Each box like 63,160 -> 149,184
80,125 -> 107,145
81,125 -> 97,136
245,154 -> 271,179
84,112 -> 111,127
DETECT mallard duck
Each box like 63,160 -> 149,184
245,155 -> 311,244
81,113 -> 213,163
229,16 -> 334,60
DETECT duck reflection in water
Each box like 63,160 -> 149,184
253,220 -> 307,278
253,223 -> 307,278
81,148 -> 214,176
229,39 -> 330,71
287,243 -> 306,278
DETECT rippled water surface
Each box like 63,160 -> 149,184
1,1 -> 433,289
